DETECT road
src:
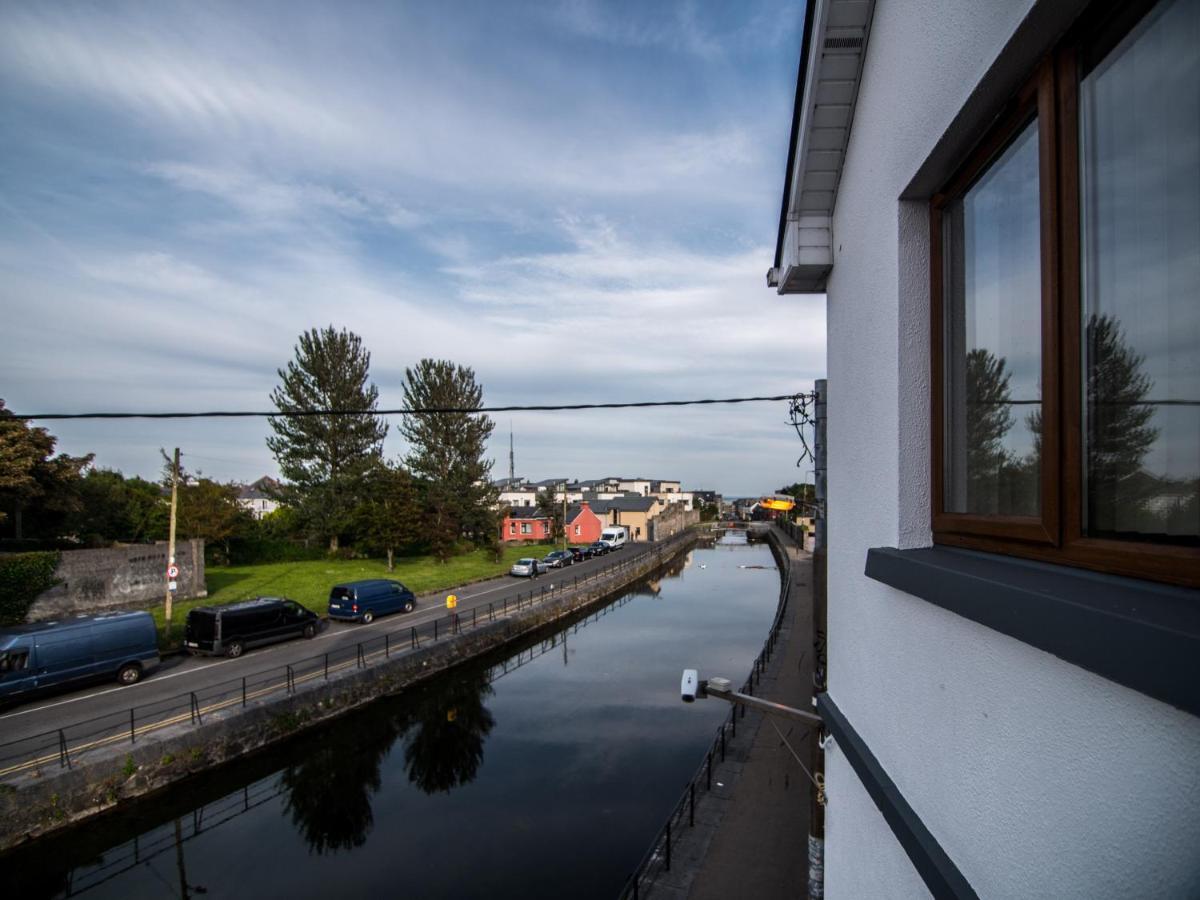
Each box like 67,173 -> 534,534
0,543 -> 657,750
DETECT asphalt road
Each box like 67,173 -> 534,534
0,543 -> 654,749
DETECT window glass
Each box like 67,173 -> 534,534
1080,0 -> 1200,544
943,118 -> 1043,516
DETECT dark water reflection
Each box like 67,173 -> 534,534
3,535 -> 778,899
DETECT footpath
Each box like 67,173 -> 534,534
640,529 -> 816,899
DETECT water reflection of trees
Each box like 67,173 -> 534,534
280,704 -> 409,854
965,313 -> 1196,538
280,670 -> 495,853
402,670 -> 495,794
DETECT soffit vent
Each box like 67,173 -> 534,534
823,36 -> 864,49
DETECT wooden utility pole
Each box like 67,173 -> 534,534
562,481 -> 568,552
164,447 -> 180,641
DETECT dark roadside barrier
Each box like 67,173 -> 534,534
0,534 -> 694,785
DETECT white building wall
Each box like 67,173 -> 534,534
824,0 -> 1200,896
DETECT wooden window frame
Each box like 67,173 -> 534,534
930,0 -> 1199,588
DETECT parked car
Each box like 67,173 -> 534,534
568,546 -> 591,562
600,526 -> 629,550
543,550 -> 574,568
184,597 -> 318,658
588,541 -> 610,557
510,558 -> 545,577
328,580 -> 416,624
0,611 -> 160,702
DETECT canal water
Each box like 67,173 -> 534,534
3,534 -> 779,899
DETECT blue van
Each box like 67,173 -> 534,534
327,580 -> 416,624
0,611 -> 160,702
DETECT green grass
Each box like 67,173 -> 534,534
153,543 -> 556,646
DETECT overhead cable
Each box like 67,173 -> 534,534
9,393 -> 799,422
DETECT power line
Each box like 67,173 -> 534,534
9,393 -> 799,422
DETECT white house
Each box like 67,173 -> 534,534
236,476 -> 281,520
771,0 -> 1200,897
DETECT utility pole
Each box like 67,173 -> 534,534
562,480 -> 568,552
165,447 -> 180,642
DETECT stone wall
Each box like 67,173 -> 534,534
25,540 -> 206,621
647,506 -> 699,541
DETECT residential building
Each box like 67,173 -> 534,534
770,0 -> 1200,896
500,508 -> 552,542
587,496 -> 660,543
564,501 -> 604,544
235,476 -> 281,520
498,487 -> 538,509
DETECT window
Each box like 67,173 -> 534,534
0,650 -> 29,674
932,0 -> 1199,586
509,523 -> 516,535
574,524 -> 581,536
521,523 -> 531,535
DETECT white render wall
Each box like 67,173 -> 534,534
822,0 -> 1200,897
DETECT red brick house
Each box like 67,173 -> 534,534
501,508 -> 552,542
564,501 -> 603,544
501,501 -> 604,544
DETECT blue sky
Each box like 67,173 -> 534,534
0,0 -> 824,495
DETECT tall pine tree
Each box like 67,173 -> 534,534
400,359 -> 496,561
267,327 -> 387,552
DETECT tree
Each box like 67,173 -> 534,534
356,461 -> 422,571
535,487 -> 565,545
71,468 -> 167,545
267,327 -> 388,552
0,400 -> 92,541
400,359 -> 497,561
177,479 -> 250,561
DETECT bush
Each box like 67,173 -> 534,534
0,551 -> 61,625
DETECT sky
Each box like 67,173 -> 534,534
0,0 -> 824,497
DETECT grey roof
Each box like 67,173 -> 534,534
532,478 -> 572,488
507,508 -> 550,520
587,496 -> 657,514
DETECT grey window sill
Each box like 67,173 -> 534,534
865,546 -> 1200,716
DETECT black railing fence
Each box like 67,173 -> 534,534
619,527 -> 795,900
0,533 -> 695,784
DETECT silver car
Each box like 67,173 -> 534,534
509,558 -> 543,578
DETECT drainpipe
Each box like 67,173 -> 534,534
810,379 -> 828,899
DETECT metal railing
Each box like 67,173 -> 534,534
618,529 -> 795,899
0,533 -> 695,784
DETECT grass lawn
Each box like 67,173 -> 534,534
152,543 -> 557,645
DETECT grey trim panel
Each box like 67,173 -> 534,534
817,693 -> 979,899
865,547 -> 1200,716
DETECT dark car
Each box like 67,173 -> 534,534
588,541 -> 610,557
0,612 -> 160,702
328,579 -> 416,624
543,550 -> 574,568
184,597 -> 319,658
568,546 -> 591,562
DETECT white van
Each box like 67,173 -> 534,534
600,526 -> 628,550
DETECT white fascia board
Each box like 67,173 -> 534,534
776,0 -> 875,296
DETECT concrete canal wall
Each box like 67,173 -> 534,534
0,533 -> 698,850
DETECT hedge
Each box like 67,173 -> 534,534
0,551 -> 61,626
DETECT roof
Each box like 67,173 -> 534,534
507,508 -> 551,520
565,502 -> 601,522
769,0 -> 875,294
588,496 -> 657,514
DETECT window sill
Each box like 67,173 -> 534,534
864,546 -> 1200,716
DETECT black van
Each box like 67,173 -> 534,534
184,597 -> 319,658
